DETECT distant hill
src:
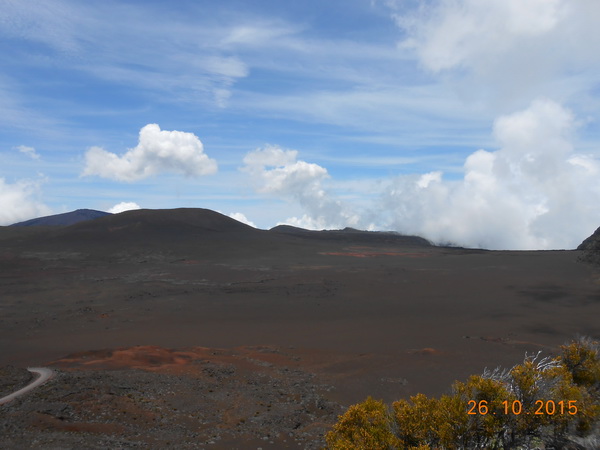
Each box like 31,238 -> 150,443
10,209 -> 111,227
269,224 -> 432,247
41,208 -> 264,248
578,226 -> 600,265
0,208 -> 266,258
65,208 -> 257,234
2,208 -> 434,258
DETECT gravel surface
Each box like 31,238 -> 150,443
0,349 -> 344,449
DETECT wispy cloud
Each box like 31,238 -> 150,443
0,76 -> 65,136
0,1 -> 253,107
16,145 -> 40,160
388,0 -> 600,109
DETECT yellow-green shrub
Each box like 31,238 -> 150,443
325,396 -> 401,449
325,337 -> 600,449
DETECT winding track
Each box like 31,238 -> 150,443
0,367 -> 54,405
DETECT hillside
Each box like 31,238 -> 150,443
578,225 -> 600,265
1,208 -> 434,259
1,209 -> 599,448
10,209 -> 111,227
269,224 -> 431,247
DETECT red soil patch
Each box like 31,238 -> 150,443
408,348 -> 442,356
49,345 -> 303,376
320,246 -> 430,258
50,345 -> 203,372
29,412 -> 127,434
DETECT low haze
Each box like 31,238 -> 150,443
1,0 -> 600,249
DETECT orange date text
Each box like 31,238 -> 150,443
467,400 -> 578,415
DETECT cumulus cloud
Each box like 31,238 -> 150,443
243,99 -> 600,249
241,145 -> 360,229
16,145 -> 40,160
0,177 -> 52,225
108,201 -> 141,214
227,212 -> 256,228
381,98 -> 600,249
82,124 -> 217,182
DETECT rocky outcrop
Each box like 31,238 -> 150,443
578,226 -> 600,265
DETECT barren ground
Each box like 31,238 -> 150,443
1,211 -> 599,448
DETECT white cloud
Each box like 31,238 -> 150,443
242,145 -> 360,229
396,0 -> 565,71
108,201 -> 141,214
392,0 -> 600,107
220,22 -> 300,48
0,0 -> 81,54
243,99 -> 600,249
16,145 -> 40,160
227,212 -> 256,228
82,124 -> 217,182
204,55 -> 249,79
0,177 -> 52,225
381,98 -> 600,249
277,214 -> 335,231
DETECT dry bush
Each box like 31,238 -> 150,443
325,337 -> 600,449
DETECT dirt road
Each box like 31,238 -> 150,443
0,368 -> 54,405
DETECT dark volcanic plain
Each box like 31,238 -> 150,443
1,208 -> 600,448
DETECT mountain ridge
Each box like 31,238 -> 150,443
10,209 -> 111,227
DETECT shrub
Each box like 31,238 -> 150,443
325,337 -> 600,449
325,396 -> 401,449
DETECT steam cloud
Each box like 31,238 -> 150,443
238,0 -> 600,249
382,99 -> 600,249
0,177 -> 52,225
83,124 -> 217,182
242,145 -> 360,230
243,99 -> 600,250
108,202 -> 141,214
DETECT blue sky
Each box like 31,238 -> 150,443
1,0 -> 600,249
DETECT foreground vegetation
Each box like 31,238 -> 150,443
326,336 -> 600,449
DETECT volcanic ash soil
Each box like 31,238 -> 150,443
1,345 -> 345,449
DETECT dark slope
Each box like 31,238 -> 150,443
43,208 -> 266,252
10,209 -> 111,227
269,224 -> 432,247
1,208 -> 276,260
1,208 -> 434,262
63,208 -> 257,234
578,226 -> 600,265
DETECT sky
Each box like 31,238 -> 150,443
1,0 -> 600,250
